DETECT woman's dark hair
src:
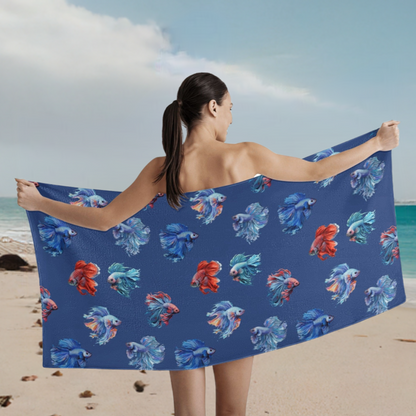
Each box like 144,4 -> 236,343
153,72 -> 228,210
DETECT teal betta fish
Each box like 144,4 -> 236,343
229,253 -> 261,285
107,262 -> 141,298
346,209 -> 376,244
267,268 -> 300,306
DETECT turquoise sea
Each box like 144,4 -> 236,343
1,198 -> 415,306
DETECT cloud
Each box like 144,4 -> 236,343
0,0 -> 326,104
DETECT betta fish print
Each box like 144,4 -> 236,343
312,148 -> 340,188
107,262 -> 140,298
249,174 -> 272,193
145,291 -> 180,327
229,253 -> 261,285
325,263 -> 360,304
126,336 -> 166,370
206,300 -> 245,339
142,193 -> 165,211
68,188 -> 108,207
68,260 -> 100,296
309,223 -> 340,260
346,210 -> 376,244
250,316 -> 288,352
350,156 -> 385,201
190,260 -> 222,294
159,223 -> 199,262
83,306 -> 121,345
50,338 -> 92,368
112,217 -> 150,256
25,129 -> 406,370
277,192 -> 317,235
232,202 -> 269,244
37,216 -> 77,256
380,225 -> 400,265
267,268 -> 300,306
189,189 -> 226,224
296,308 -> 334,341
40,286 -> 58,322
175,339 -> 216,370
364,275 -> 397,315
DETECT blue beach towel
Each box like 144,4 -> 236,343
25,129 -> 406,371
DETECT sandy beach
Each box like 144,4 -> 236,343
1,239 -> 415,416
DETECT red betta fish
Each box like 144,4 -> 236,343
40,286 -> 58,322
68,260 -> 101,296
190,260 -> 222,294
309,223 -> 340,260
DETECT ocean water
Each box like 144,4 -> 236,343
1,197 -> 415,278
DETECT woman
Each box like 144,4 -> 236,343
16,72 -> 400,416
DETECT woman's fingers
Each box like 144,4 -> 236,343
15,178 -> 38,187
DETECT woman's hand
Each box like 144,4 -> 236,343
15,178 -> 43,211
375,120 -> 400,151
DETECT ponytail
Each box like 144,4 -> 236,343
153,99 -> 186,210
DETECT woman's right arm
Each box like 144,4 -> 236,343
245,120 -> 400,182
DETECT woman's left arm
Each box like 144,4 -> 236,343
16,157 -> 164,232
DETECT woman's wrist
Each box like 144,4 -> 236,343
372,135 -> 382,152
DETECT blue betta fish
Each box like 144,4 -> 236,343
37,216 -> 77,256
250,316 -> 288,352
380,225 -> 400,265
312,148 -> 340,188
296,308 -> 334,341
112,217 -> 150,256
107,262 -> 140,297
83,306 -> 121,345
50,338 -> 92,368
364,275 -> 397,315
189,189 -> 227,224
229,253 -> 261,285
232,202 -> 269,244
126,336 -> 166,370
174,339 -> 216,370
249,174 -> 272,193
346,209 -> 376,244
267,268 -> 300,306
325,263 -> 360,304
277,192 -> 317,235
206,300 -> 245,339
350,156 -> 385,201
68,188 -> 108,207
159,223 -> 199,262
145,291 -> 180,327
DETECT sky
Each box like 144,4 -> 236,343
1,0 -> 415,201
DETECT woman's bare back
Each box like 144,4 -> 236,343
157,142 -> 257,195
